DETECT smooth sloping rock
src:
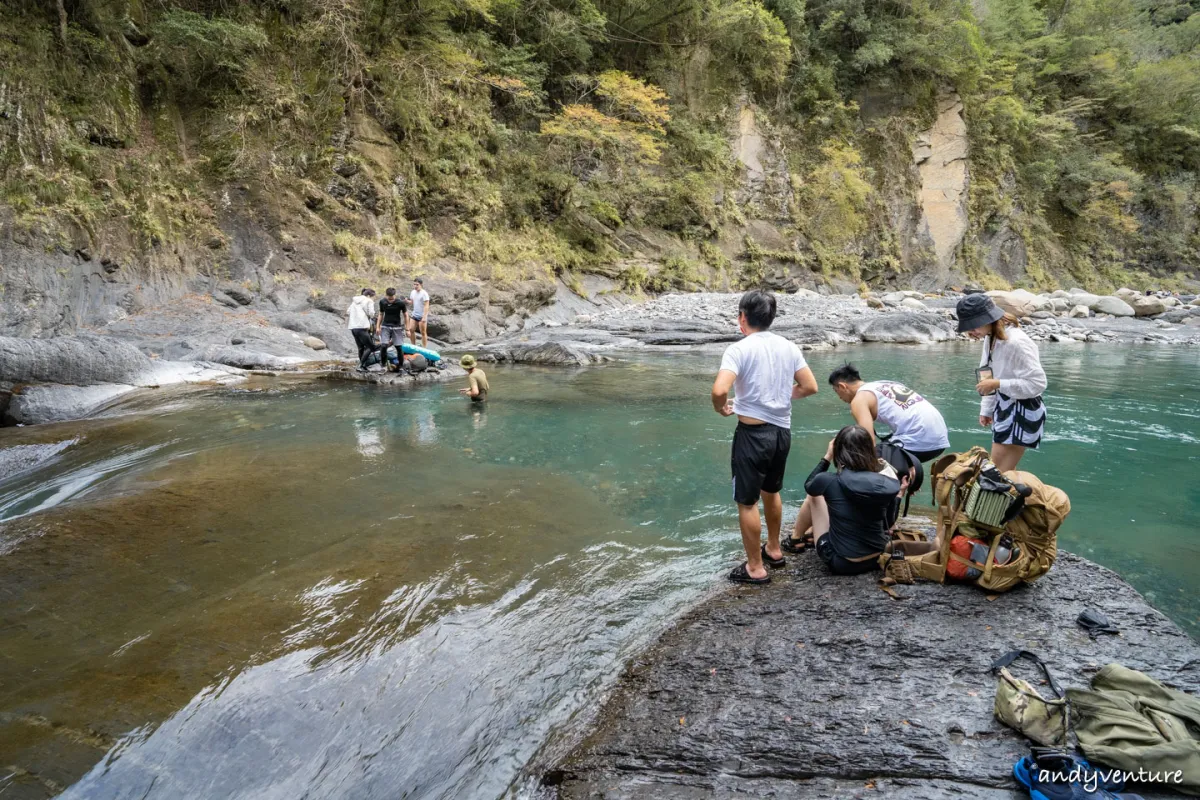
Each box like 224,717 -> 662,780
0,335 -> 151,385
853,313 -> 955,344
181,345 -> 306,371
5,383 -> 136,425
1069,305 -> 1090,318
900,297 -> 928,311
1069,291 -> 1102,309
0,439 -> 76,481
1092,296 -> 1136,317
554,549 -> 1200,800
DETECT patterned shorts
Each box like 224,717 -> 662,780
993,393 -> 1045,448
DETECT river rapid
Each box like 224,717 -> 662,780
1,342 -> 1198,799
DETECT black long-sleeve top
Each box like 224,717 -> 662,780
805,458 -> 902,559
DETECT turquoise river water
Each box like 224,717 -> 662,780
0,342 -> 1197,799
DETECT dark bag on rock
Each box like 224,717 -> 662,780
408,354 -> 428,373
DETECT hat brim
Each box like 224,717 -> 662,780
956,306 -> 1004,333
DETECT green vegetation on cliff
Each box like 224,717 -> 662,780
1,0 -> 1197,291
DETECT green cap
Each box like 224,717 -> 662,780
459,354 -> 476,369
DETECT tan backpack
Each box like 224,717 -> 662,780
879,447 -> 1070,592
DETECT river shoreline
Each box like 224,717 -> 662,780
4,287 -> 1200,427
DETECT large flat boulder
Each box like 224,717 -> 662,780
0,335 -> 151,386
480,341 -> 611,365
181,345 -> 307,371
852,313 -> 955,344
553,548 -> 1200,799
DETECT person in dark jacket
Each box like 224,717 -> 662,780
786,425 -> 904,575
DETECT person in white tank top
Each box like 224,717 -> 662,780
827,363 -> 949,461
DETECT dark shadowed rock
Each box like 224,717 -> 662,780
0,335 -> 151,385
853,312 -> 955,343
553,541 -> 1199,800
218,283 -> 255,306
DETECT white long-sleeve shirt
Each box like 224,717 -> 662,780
347,295 -> 376,330
979,326 -> 1047,417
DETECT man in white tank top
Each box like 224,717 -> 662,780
827,363 -> 949,462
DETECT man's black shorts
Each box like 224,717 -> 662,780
730,421 -> 791,506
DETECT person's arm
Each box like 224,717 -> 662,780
805,460 -> 834,496
791,366 -> 818,399
712,370 -> 736,416
804,438 -> 836,494
998,335 -> 1047,399
376,301 -> 384,335
849,390 -> 878,442
423,292 -> 432,318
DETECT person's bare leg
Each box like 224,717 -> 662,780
738,502 -> 766,579
990,443 -> 1026,472
407,320 -> 416,346
790,495 -> 814,543
809,496 -> 830,544
762,491 -> 782,560
420,320 -> 428,348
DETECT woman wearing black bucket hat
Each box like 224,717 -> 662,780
955,294 -> 1048,472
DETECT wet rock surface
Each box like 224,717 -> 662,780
551,536 -> 1200,800
319,364 -> 466,386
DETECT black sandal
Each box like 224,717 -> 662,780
781,533 -> 812,554
761,544 -> 786,569
728,562 -> 770,584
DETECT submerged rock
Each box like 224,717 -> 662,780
552,547 -> 1200,799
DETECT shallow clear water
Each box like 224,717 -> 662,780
1,343 -> 1197,799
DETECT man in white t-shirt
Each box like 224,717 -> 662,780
407,278 -> 432,347
712,290 -> 818,584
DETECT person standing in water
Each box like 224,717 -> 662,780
376,287 -> 407,371
347,288 -> 377,372
458,354 -> 488,402
712,290 -> 819,584
956,294 -> 1047,472
408,278 -> 431,348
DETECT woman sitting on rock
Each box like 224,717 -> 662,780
956,294 -> 1048,472
784,425 -> 903,575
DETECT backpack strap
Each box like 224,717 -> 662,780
989,650 -> 1064,699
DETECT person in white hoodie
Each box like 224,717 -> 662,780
347,288 -> 377,371
955,294 -> 1048,471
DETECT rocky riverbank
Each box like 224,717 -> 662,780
546,517 -> 1200,799
476,286 -> 1200,364
5,282 -> 1199,425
